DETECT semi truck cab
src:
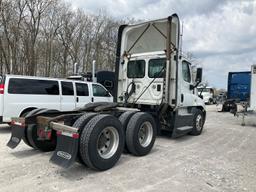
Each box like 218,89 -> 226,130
7,14 -> 206,171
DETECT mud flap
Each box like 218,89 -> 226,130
50,131 -> 79,168
7,124 -> 26,149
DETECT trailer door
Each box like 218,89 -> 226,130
60,81 -> 75,111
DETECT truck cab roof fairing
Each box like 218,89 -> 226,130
120,14 -> 180,56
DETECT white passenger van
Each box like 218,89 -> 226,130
0,75 -> 113,123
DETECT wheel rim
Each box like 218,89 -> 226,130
138,121 -> 153,147
97,126 -> 119,159
196,114 -> 203,131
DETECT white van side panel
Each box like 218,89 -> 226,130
1,76 -> 114,123
3,77 -> 61,122
3,94 -> 61,122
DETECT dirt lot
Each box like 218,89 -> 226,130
0,105 -> 256,192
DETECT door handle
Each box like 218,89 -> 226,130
76,97 -> 79,102
91,97 -> 94,102
181,94 -> 184,103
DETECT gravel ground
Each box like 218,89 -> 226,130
0,105 -> 256,192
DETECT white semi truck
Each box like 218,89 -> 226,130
7,14 -> 206,171
197,86 -> 216,104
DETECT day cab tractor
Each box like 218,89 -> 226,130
7,14 -> 206,171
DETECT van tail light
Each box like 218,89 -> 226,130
0,84 -> 4,94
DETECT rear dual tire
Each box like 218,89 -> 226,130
79,114 -> 124,171
72,113 -> 97,164
118,111 -> 137,153
125,112 -> 157,156
21,108 -> 46,147
27,124 -> 56,152
23,109 -> 58,151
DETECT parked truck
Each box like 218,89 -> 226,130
233,65 -> 256,125
197,86 -> 216,104
7,14 -> 206,171
222,71 -> 251,112
68,70 -> 116,95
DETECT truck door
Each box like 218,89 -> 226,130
60,81 -> 75,111
92,84 -> 113,102
179,60 -> 194,107
75,82 -> 91,108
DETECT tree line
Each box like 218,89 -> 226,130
0,0 -> 126,78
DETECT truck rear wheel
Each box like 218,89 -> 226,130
79,115 -> 124,171
22,108 -> 46,147
72,113 -> 97,165
27,124 -> 56,152
190,109 -> 204,136
126,112 -> 156,156
118,111 -> 137,153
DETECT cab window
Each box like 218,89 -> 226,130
93,84 -> 110,97
182,61 -> 191,83
148,58 -> 166,78
127,60 -> 145,78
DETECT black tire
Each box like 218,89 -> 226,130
22,108 -> 46,147
79,115 -> 124,171
24,108 -> 45,118
72,113 -> 97,164
190,109 -> 204,136
118,111 -> 137,153
126,112 -> 157,156
27,124 -> 56,152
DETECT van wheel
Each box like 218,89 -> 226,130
126,112 -> 156,156
79,115 -> 124,171
190,110 -> 204,136
118,111 -> 137,153
27,124 -> 56,152
72,113 -> 97,165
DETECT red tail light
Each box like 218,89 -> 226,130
0,84 -> 4,94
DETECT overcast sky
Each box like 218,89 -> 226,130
68,0 -> 256,89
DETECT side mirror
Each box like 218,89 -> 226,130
195,68 -> 202,83
190,68 -> 203,90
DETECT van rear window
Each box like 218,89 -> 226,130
8,78 -> 59,95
